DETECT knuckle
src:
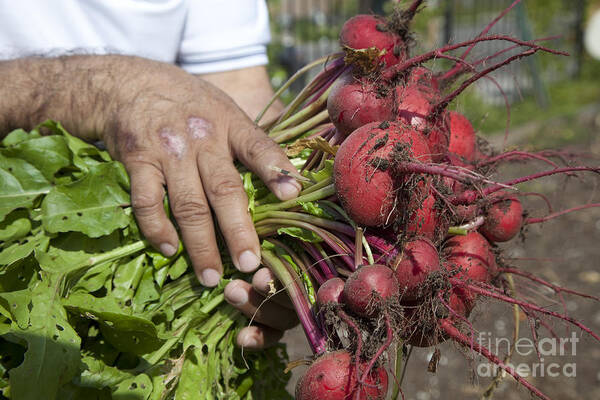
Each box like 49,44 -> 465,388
207,175 -> 244,199
223,221 -> 254,241
131,192 -> 163,217
171,194 -> 212,223
245,136 -> 279,161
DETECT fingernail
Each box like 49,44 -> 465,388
238,250 -> 260,273
160,243 -> 177,257
239,332 -> 259,348
277,178 -> 301,200
225,284 -> 248,306
200,269 -> 221,287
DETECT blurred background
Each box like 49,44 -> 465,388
264,1 -> 600,399
266,0 -> 600,148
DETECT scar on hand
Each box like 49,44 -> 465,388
188,117 -> 212,140
159,129 -> 186,158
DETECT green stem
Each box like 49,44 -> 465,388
87,240 -> 149,268
272,110 -> 330,144
200,293 -> 225,314
256,53 -> 341,125
139,294 -> 226,368
301,176 -> 333,196
253,211 -> 354,235
392,342 -> 411,399
254,184 -> 335,214
269,86 -> 332,134
447,227 -> 468,236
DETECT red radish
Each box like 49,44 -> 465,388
316,277 -> 345,308
395,83 -> 450,161
408,66 -> 440,90
340,14 -> 407,67
480,194 -> 523,242
334,121 -> 431,227
448,111 -> 476,162
343,264 -> 399,318
443,231 -> 497,288
393,238 -> 440,304
327,71 -> 395,136
296,350 -> 388,400
403,189 -> 448,242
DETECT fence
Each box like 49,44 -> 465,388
268,0 -> 586,106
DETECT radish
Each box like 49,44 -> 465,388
443,231 -> 497,285
316,277 -> 345,309
393,238 -> 440,304
402,189 -> 448,242
340,14 -> 407,68
327,71 -> 395,136
395,82 -> 450,162
334,121 -> 431,227
480,194 -> 523,242
295,350 -> 388,400
342,264 -> 399,318
448,111 -> 476,162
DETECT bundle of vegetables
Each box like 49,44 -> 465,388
0,122 -> 291,400
252,1 -> 600,399
2,2 -> 600,400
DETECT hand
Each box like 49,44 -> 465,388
0,55 -> 299,350
101,59 -> 301,286
225,268 -> 298,349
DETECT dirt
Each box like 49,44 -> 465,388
282,114 -> 600,399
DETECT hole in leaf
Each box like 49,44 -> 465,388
202,344 -> 209,355
52,334 -> 59,341
132,336 -> 140,344
105,321 -> 114,327
56,324 -> 64,331
62,216 -> 68,220
129,383 -> 138,390
76,212 -> 83,217
125,299 -> 132,307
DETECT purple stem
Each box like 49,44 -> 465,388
261,249 -> 327,354
303,242 -> 337,281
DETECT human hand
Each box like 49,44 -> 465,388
102,58 -> 301,287
225,268 -> 298,349
1,55 -> 300,350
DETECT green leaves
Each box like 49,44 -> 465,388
0,154 -> 51,220
42,162 -> 131,237
0,124 -> 291,399
1,135 -> 71,181
8,282 -> 81,400
64,293 -> 163,355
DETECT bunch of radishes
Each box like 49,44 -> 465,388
254,1 -> 600,399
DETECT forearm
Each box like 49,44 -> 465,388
198,65 -> 284,121
0,55 -> 152,140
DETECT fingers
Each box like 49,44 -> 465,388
229,122 -> 302,201
127,160 -> 179,256
197,152 -> 261,273
224,280 -> 298,331
251,268 -> 294,309
163,161 -> 222,287
236,325 -> 283,350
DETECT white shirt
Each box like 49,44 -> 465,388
585,9 -> 600,60
0,0 -> 270,74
